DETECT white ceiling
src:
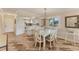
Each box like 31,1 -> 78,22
2,8 -> 79,16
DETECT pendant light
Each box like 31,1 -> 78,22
43,8 -> 47,26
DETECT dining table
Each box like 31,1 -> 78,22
38,28 -> 57,50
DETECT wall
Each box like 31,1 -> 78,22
60,11 -> 79,30
16,16 -> 25,35
0,12 -> 16,33
4,14 -> 15,32
57,11 -> 79,42
0,15 -> 2,34
0,12 -> 16,47
16,16 -> 44,35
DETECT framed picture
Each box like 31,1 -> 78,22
65,15 -> 79,28
49,17 -> 59,27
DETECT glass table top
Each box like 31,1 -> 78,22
38,28 -> 57,37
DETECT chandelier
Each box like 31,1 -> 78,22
43,8 -> 47,26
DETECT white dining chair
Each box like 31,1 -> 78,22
46,30 -> 57,49
34,31 -> 43,50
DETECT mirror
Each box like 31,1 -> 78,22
65,15 -> 79,28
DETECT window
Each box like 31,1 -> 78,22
49,17 -> 60,27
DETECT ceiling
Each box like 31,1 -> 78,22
1,8 -> 79,17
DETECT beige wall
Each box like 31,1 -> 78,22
49,11 -> 79,41
0,15 -> 2,34
0,12 -> 16,47
45,11 -> 79,41
0,12 -> 16,33
5,13 -> 16,33
4,14 -> 15,32
1,9 -> 79,34
46,10 -> 79,30
60,11 -> 79,31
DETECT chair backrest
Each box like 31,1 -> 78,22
34,31 -> 42,41
50,30 -> 57,41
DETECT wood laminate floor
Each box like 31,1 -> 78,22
1,32 -> 79,51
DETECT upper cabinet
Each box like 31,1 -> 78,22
65,15 -> 79,28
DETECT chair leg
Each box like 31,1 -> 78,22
39,43 -> 41,50
55,38 -> 57,43
53,40 -> 55,48
35,42 -> 37,47
50,41 -> 52,49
